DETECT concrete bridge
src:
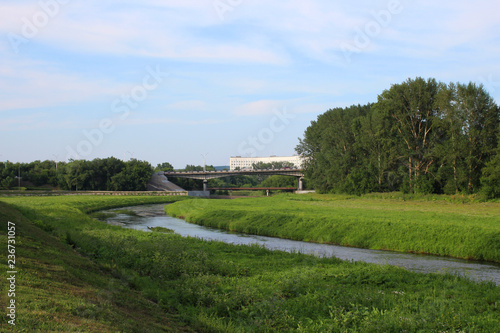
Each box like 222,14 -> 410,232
164,169 -> 305,191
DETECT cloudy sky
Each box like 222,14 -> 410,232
1,0 -> 499,168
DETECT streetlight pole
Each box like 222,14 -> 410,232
15,165 -> 21,191
201,153 -> 209,192
201,153 -> 209,172
53,154 -> 58,172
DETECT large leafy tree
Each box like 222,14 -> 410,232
296,104 -> 371,193
455,83 -> 499,192
433,83 -> 465,194
297,78 -> 499,195
481,125 -> 500,199
376,77 -> 441,193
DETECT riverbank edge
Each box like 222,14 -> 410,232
164,194 -> 500,264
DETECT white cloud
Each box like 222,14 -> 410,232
0,1 -> 289,65
378,0 -> 500,59
121,116 -> 228,126
0,57 -> 125,111
233,99 -> 329,117
0,3 -> 40,32
166,100 -> 207,111
234,100 -> 286,116
0,112 -> 76,131
2,0 -> 499,67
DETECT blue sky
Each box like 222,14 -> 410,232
1,0 -> 499,168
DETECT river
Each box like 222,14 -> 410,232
101,203 -> 500,285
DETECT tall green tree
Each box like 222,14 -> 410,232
434,83 -> 464,194
296,78 -> 499,195
352,105 -> 401,191
481,125 -> 500,198
455,83 -> 499,192
376,78 -> 440,193
296,104 -> 371,193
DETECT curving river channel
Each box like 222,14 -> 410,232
101,204 -> 500,285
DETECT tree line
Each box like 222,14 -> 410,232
0,158 -> 297,192
0,158 -> 154,191
296,77 -> 500,198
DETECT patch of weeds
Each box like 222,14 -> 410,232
148,226 -> 175,233
90,212 -> 117,220
33,219 -> 54,232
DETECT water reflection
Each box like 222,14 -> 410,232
102,204 -> 500,285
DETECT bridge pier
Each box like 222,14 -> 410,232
297,176 -> 304,191
203,180 -> 208,192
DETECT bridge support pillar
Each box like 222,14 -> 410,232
297,177 -> 304,191
203,180 -> 208,192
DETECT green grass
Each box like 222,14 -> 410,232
1,194 -> 499,332
89,211 -> 118,220
0,196 -> 193,332
165,193 -> 500,262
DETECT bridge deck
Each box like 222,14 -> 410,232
164,168 -> 304,180
208,187 -> 296,191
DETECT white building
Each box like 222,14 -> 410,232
230,155 -> 304,171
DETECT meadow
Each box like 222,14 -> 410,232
0,194 -> 499,332
165,193 -> 500,263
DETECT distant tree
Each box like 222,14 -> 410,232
155,162 -> 174,172
1,176 -> 15,190
102,157 -> 125,191
111,159 -> 153,191
252,161 -> 295,170
183,164 -> 215,172
208,178 -> 226,188
62,159 -> 85,191
260,175 -> 296,188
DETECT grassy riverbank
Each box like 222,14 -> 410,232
0,196 -> 192,332
165,193 -> 500,263
1,195 -> 500,332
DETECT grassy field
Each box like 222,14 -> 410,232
0,195 -> 193,332
1,194 -> 499,332
165,193 -> 500,262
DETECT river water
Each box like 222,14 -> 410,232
101,204 -> 500,285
